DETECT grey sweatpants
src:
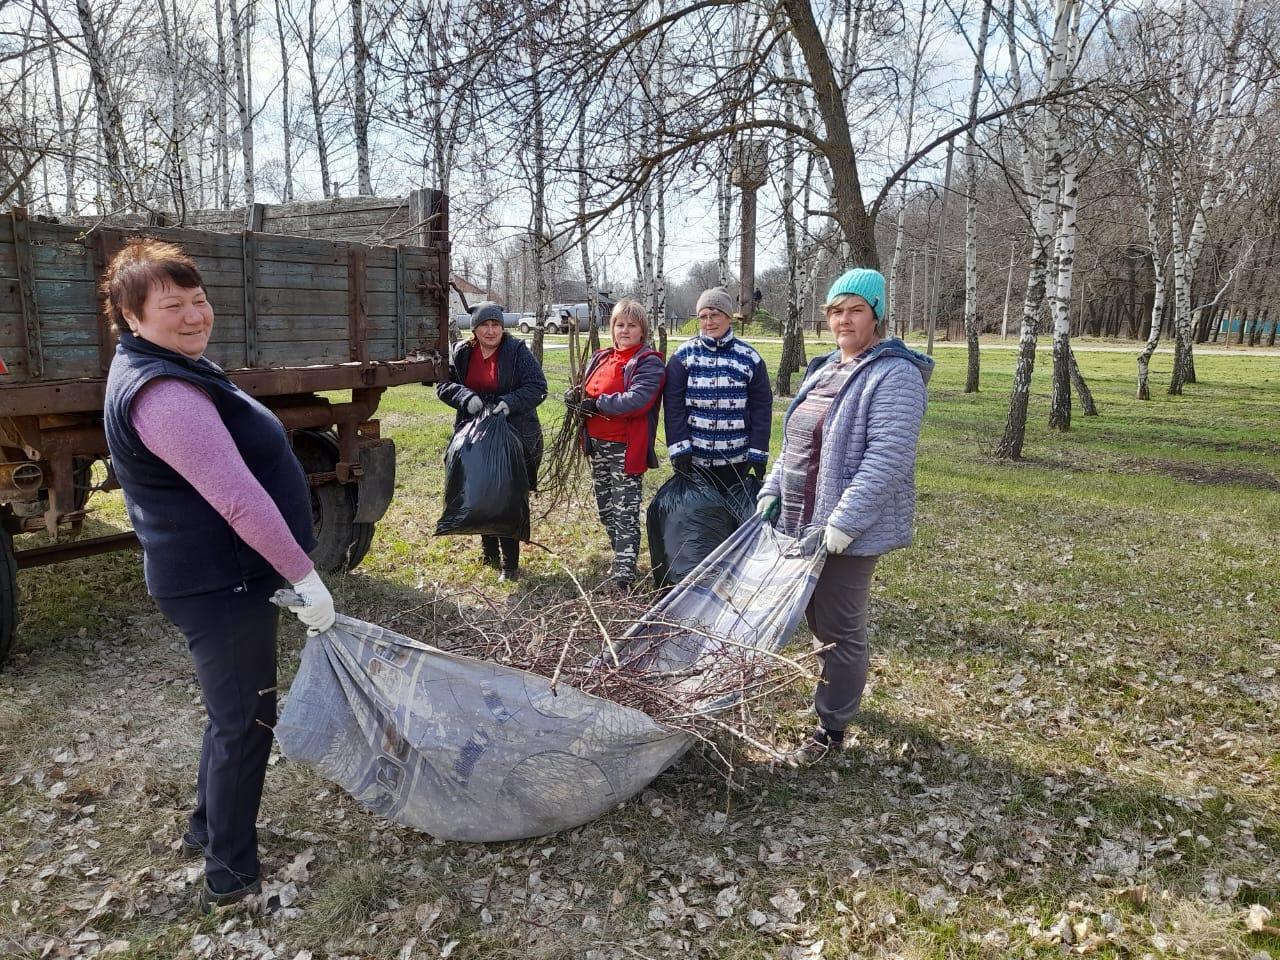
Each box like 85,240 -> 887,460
805,553 -> 878,733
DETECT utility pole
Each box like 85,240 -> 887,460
731,140 -> 768,322
926,139 -> 955,356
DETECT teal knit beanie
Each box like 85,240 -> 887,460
826,268 -> 886,320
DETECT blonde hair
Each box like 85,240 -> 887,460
610,298 -> 649,342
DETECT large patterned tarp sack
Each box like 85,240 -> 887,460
274,516 -> 825,842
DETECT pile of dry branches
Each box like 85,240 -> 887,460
378,571 -> 821,764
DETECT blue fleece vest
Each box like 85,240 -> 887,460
104,332 -> 315,598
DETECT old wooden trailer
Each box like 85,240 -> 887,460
0,192 -> 451,666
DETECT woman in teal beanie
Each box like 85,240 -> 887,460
756,267 -> 934,763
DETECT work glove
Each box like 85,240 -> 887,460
672,454 -> 693,476
824,524 -> 853,555
288,568 -> 336,634
747,461 -> 767,483
465,395 -> 483,415
579,397 -> 598,416
563,386 -> 583,407
492,400 -> 510,417
755,495 -> 779,522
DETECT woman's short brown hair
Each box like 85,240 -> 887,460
101,238 -> 204,334
610,298 -> 649,340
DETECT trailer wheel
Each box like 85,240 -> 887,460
0,530 -> 18,670
292,430 -> 376,573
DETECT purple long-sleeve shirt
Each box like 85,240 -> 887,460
130,377 -> 315,584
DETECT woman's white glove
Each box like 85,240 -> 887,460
492,400 -> 510,417
288,568 -> 336,634
755,495 -> 779,522
824,524 -> 853,554
465,395 -> 483,415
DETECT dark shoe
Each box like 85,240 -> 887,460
603,574 -> 634,596
198,877 -> 261,915
180,833 -> 205,858
785,729 -> 843,767
481,551 -> 500,569
499,567 -> 520,583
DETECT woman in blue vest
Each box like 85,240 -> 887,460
437,303 -> 548,580
102,239 -> 334,912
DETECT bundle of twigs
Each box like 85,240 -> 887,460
536,341 -> 595,515
382,571 -> 820,765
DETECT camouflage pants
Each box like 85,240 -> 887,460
589,440 -> 642,580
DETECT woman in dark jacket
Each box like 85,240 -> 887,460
101,239 -> 334,912
566,299 -> 664,590
436,302 -> 548,580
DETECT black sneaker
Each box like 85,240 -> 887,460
499,567 -> 520,583
481,552 -> 500,569
197,877 -> 261,915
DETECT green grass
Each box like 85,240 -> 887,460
1,335 -> 1277,958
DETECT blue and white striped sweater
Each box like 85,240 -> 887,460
662,330 -> 773,465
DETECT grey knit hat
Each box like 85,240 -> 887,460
470,301 -> 504,327
695,287 -> 736,319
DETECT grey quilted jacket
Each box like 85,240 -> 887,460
760,338 -> 933,557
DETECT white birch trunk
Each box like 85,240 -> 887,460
350,0 -> 372,195
1169,0 -> 1246,393
963,0 -> 993,391
303,0 -> 332,198
1136,172 -> 1166,399
889,0 -> 927,338
577,108 -> 601,353
717,156 -> 731,288
228,0 -> 255,209
995,0 -> 1075,460
1048,160 -> 1078,429
274,0 -> 294,201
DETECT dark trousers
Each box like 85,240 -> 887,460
155,575 -> 281,892
480,534 -> 520,571
805,554 -> 878,733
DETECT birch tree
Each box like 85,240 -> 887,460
961,0 -> 993,392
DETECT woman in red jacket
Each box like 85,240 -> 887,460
567,300 -> 665,591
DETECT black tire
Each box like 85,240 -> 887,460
292,430 -> 376,573
0,530 -> 18,670
519,320 -> 533,334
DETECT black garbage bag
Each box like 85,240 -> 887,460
435,410 -> 531,540
647,469 -> 759,587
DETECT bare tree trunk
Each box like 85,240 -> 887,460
963,0 -> 993,391
890,0 -> 928,339
214,0 -> 233,206
780,0 -> 877,264
76,0 -> 128,209
350,0 -> 372,194
46,38 -> 77,214
1049,160 -> 1079,430
717,153 -> 732,287
227,0 -> 255,209
1136,179 -> 1166,399
529,48 -> 550,366
301,0 -> 331,198
995,0 -> 1074,459
577,108 -> 601,354
274,0 -> 294,200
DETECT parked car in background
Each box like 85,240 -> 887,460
516,301 -> 617,334
452,308 -> 522,331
